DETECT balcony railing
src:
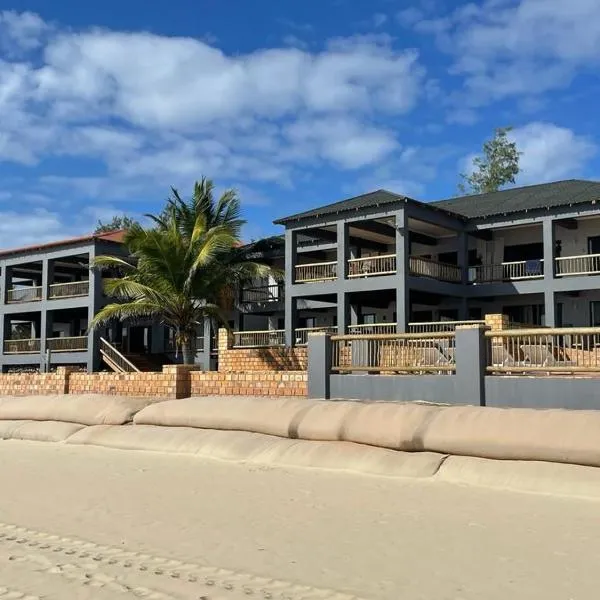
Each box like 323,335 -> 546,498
6,286 -> 42,304
49,280 -> 90,299
348,254 -> 396,278
555,254 -> 600,277
471,259 -> 544,283
295,261 -> 337,283
347,323 -> 397,335
4,338 -> 41,354
47,336 -> 88,352
233,329 -> 285,348
295,326 -> 338,346
409,256 -> 462,283
241,283 -> 284,303
408,320 -> 485,334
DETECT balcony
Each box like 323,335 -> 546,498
4,338 -> 41,354
241,283 -> 284,304
295,261 -> 337,283
470,260 -> 544,284
347,323 -> 397,335
6,286 -> 42,304
409,256 -> 462,283
555,254 -> 600,277
295,326 -> 338,345
233,330 -> 285,348
348,254 -> 397,278
49,281 -> 90,299
47,336 -> 88,352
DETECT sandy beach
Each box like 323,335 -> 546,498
1,440 -> 599,599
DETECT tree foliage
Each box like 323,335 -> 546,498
95,215 -> 138,234
91,178 -> 271,364
458,127 -> 521,195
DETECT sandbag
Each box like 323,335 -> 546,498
419,405 -> 600,467
66,423 -> 446,479
0,395 -> 153,426
341,402 -> 442,450
134,397 -> 311,437
0,419 -> 85,442
293,400 -> 360,441
437,455 -> 600,500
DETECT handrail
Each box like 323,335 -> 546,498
348,254 -> 397,278
3,338 -> 41,354
332,331 -> 456,341
409,256 -> 462,283
100,337 -> 140,372
347,253 -> 396,264
295,261 -> 337,283
233,330 -> 285,348
49,280 -> 90,298
555,253 -> 600,276
6,286 -> 42,303
47,336 -> 88,352
485,326 -> 600,337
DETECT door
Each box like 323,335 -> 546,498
588,236 -> 600,255
128,326 -> 150,353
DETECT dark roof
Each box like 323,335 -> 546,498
0,230 -> 126,257
273,189 -> 409,225
430,179 -> 600,219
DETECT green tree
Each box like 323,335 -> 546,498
91,179 -> 271,364
458,127 -> 521,195
94,215 -> 138,234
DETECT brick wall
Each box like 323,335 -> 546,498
191,370 -> 307,397
217,329 -> 307,372
0,367 -> 72,396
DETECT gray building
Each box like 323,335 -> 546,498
273,179 -> 600,346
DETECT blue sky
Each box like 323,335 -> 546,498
1,0 -> 599,247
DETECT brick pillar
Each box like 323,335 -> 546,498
55,366 -> 76,395
484,313 -> 510,331
218,328 -> 233,372
162,364 -> 197,399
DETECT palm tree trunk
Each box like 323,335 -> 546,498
181,340 -> 195,365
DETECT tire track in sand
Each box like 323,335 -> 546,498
0,521 -> 366,600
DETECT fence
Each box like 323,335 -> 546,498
408,320 -> 484,333
6,286 -> 42,303
233,330 -> 285,348
241,284 -> 283,303
48,280 -> 90,298
331,331 -> 456,373
409,256 -> 462,283
347,254 -> 396,278
47,336 -> 88,352
555,254 -> 600,277
471,260 -> 544,283
295,261 -> 337,283
296,326 -> 338,346
347,323 -> 397,335
4,338 -> 41,354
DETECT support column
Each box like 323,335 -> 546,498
337,221 -> 349,281
0,265 -> 6,306
40,310 -> 53,372
41,259 -> 54,300
395,208 -> 409,332
337,291 -> 349,336
284,229 -> 298,347
307,332 -> 332,399
455,324 -> 487,406
543,218 -> 556,327
87,248 -> 102,372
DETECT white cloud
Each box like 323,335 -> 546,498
410,0 -> 600,104
372,14 -> 388,28
0,11 -> 49,53
0,209 -> 82,249
510,122 -> 597,184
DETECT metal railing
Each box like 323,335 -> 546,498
331,332 -> 456,373
233,329 -> 285,348
4,338 -> 41,354
347,323 -> 397,335
49,280 -> 90,299
6,286 -> 42,303
409,256 -> 462,283
296,326 -> 338,346
555,253 -> 600,277
47,336 -> 88,352
295,261 -> 337,283
471,259 -> 544,283
241,283 -> 284,303
486,327 -> 600,374
348,254 -> 396,278
408,320 -> 485,333
100,337 -> 140,372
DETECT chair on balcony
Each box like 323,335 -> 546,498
525,259 -> 543,277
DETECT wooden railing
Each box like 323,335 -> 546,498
555,254 -> 600,277
486,327 -> 600,374
295,326 -> 338,346
347,323 -> 397,335
331,331 -> 456,373
408,320 -> 485,333
471,259 -> 544,283
100,337 -> 140,372
47,336 -> 88,352
233,330 -> 285,348
4,338 -> 41,354
348,254 -> 396,278
409,256 -> 462,283
6,286 -> 42,303
295,261 -> 337,283
49,280 -> 90,299
241,283 -> 284,303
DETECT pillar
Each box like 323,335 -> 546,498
87,248 -> 103,372
285,296 -> 298,347
337,291 -> 349,335
284,228 -> 298,346
41,258 -> 54,300
337,221 -> 349,281
395,209 -> 409,332
40,310 -> 53,371
307,332 -> 332,399
455,324 -> 487,406
0,265 -> 7,305
543,218 -> 556,327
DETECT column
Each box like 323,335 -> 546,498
307,332 -> 332,399
455,324 -> 487,406
40,310 -> 53,372
87,248 -> 103,372
337,291 -> 349,336
1,265 -> 11,305
543,218 -> 556,327
0,314 -> 4,366
41,258 -> 54,300
395,209 -> 409,332
337,221 -> 349,281
284,229 -> 298,347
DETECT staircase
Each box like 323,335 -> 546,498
100,338 -> 175,373
123,353 -> 173,372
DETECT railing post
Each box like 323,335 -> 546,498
455,324 -> 487,406
307,332 -> 332,399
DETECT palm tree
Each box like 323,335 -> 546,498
91,179 -> 272,364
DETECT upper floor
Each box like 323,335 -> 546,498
274,180 -> 600,295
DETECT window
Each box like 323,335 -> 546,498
588,236 -> 600,255
362,314 -> 376,325
300,317 -> 316,329
503,243 -> 543,262
277,318 -> 285,330
438,251 -> 458,265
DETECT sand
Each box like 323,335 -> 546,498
0,442 -> 599,599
